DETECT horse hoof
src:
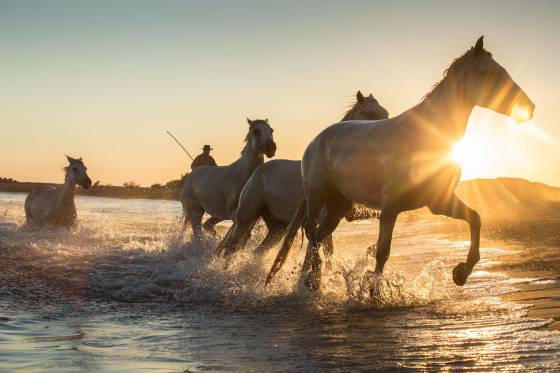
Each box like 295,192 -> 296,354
452,262 -> 469,286
304,272 -> 321,291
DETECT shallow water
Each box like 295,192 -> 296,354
0,192 -> 558,372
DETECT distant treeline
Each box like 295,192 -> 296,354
0,174 -> 188,201
0,177 -> 18,184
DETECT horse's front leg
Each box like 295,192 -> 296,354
374,209 -> 398,274
216,224 -> 235,256
429,193 -> 481,286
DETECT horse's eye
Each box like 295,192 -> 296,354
271,129 -> 274,133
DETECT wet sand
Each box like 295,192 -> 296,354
429,212 -> 560,331
485,218 -> 560,331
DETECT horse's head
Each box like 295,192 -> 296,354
356,90 -> 389,119
465,36 -> 535,123
246,118 -> 276,158
65,155 -> 92,189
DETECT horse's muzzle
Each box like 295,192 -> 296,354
510,91 -> 535,123
81,177 -> 92,190
265,142 -> 277,158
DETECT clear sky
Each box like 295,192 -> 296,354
1,0 -> 559,186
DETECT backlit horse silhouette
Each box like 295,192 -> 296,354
181,119 -> 276,238
25,156 -> 92,227
267,37 -> 535,289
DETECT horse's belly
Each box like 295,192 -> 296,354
329,155 -> 386,209
263,177 -> 304,224
26,190 -> 56,225
260,160 -> 304,223
191,171 -> 232,219
338,181 -> 384,209
199,195 -> 229,220
265,192 -> 302,223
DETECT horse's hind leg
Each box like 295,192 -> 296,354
429,194 -> 480,286
222,217 -> 256,257
255,224 -> 286,255
202,216 -> 222,236
317,208 -> 336,269
184,204 -> 204,240
255,212 -> 286,255
304,193 -> 352,290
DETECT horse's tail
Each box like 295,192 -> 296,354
265,198 -> 307,287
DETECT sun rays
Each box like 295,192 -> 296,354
447,113 -> 558,182
450,135 -> 489,179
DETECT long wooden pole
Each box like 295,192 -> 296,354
166,130 -> 194,161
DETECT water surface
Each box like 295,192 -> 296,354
0,192 -> 558,371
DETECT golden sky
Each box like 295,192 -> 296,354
1,0 -> 559,186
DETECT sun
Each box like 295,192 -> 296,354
451,140 -> 469,165
449,136 -> 489,180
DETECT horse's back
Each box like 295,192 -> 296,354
302,119 -> 398,207
182,165 -> 234,218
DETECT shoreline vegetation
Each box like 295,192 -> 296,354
0,175 -> 187,201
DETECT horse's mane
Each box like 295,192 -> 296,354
421,47 -> 492,102
341,100 -> 360,121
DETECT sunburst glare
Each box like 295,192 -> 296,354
450,136 -> 489,179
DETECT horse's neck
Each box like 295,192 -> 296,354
235,140 -> 263,180
58,177 -> 76,207
411,79 -> 474,148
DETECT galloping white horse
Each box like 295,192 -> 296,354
218,91 -> 388,257
181,118 -> 276,238
25,156 -> 92,227
267,37 -> 535,289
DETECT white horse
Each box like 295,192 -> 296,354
25,156 -> 92,227
267,37 -> 535,289
181,118 -> 276,238
218,91 -> 388,257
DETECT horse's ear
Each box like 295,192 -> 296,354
474,36 -> 484,55
264,118 -> 269,123
78,157 -> 83,161
66,155 -> 73,163
246,118 -> 253,126
356,90 -> 364,103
